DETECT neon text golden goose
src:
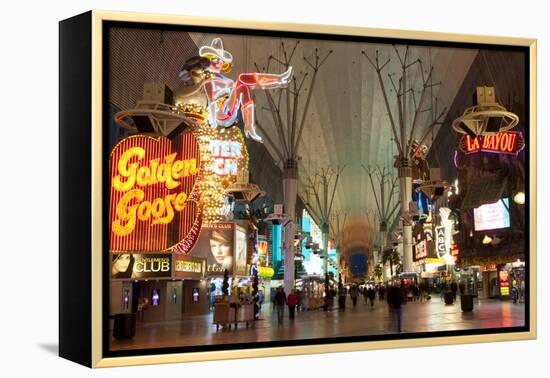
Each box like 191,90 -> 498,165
111,147 -> 198,236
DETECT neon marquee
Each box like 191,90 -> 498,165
112,147 -> 197,236
459,131 -> 525,155
109,134 -> 202,253
208,140 -> 243,176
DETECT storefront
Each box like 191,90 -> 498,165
414,257 -> 447,291
185,221 -> 252,309
460,256 -> 525,299
173,254 -> 208,316
242,264 -> 274,302
453,266 -> 481,296
295,276 -> 326,310
300,209 -> 325,277
110,253 -> 207,322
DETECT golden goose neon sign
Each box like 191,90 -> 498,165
109,134 -> 202,253
112,147 -> 198,236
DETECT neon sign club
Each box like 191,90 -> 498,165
459,131 -> 525,155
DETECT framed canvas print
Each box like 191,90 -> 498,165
59,10 -> 537,368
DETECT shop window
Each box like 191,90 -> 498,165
192,288 -> 200,303
151,289 -> 160,306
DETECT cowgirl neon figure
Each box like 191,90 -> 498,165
199,38 -> 293,142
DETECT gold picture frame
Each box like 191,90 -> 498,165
59,10 -> 537,368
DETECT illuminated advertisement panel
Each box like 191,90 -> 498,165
191,222 -> 234,275
111,253 -> 172,279
497,264 -> 511,297
257,235 -> 268,265
414,240 -> 429,261
234,226 -> 248,276
474,198 -> 511,231
174,254 -> 206,280
109,134 -> 202,253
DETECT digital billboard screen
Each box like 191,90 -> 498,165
473,198 -> 511,231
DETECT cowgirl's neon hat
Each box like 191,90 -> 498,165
199,38 -> 233,64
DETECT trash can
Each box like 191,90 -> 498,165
113,313 -> 136,339
460,294 -> 474,312
444,291 -> 454,305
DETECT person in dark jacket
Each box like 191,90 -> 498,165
367,286 -> 376,307
349,284 -> 359,307
274,286 -> 287,325
338,284 -> 347,311
511,285 -> 519,304
363,286 -> 369,304
378,284 -> 386,300
387,281 -> 403,333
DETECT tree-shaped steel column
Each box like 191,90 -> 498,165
362,46 -> 446,272
362,166 -> 400,280
330,210 -> 349,276
303,166 -> 345,275
255,42 -> 332,294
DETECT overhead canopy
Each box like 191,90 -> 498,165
461,175 -> 507,209
107,27 -> 479,241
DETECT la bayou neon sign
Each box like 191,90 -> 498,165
460,131 -> 525,155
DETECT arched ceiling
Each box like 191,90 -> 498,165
190,32 -> 478,233
108,27 -> 478,245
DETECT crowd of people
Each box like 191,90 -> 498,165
264,279 -> 438,332
213,275 -> 523,334
225,278 -> 485,333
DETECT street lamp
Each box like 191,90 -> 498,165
482,235 -> 493,245
513,191 -> 525,205
452,86 -> 519,137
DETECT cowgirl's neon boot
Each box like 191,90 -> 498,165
241,102 -> 263,142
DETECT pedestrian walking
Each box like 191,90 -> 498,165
287,289 -> 298,320
349,284 -> 359,307
378,284 -> 386,300
274,286 -> 287,325
258,290 -> 264,314
387,280 -> 403,333
367,285 -> 376,307
412,284 -> 419,301
418,282 -> 428,302
270,288 -> 276,311
327,286 -> 336,310
511,285 -> 519,304
363,286 -> 369,304
297,289 -> 303,312
520,280 -> 525,303
338,284 -> 347,311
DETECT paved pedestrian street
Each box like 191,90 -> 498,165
111,297 -> 525,351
